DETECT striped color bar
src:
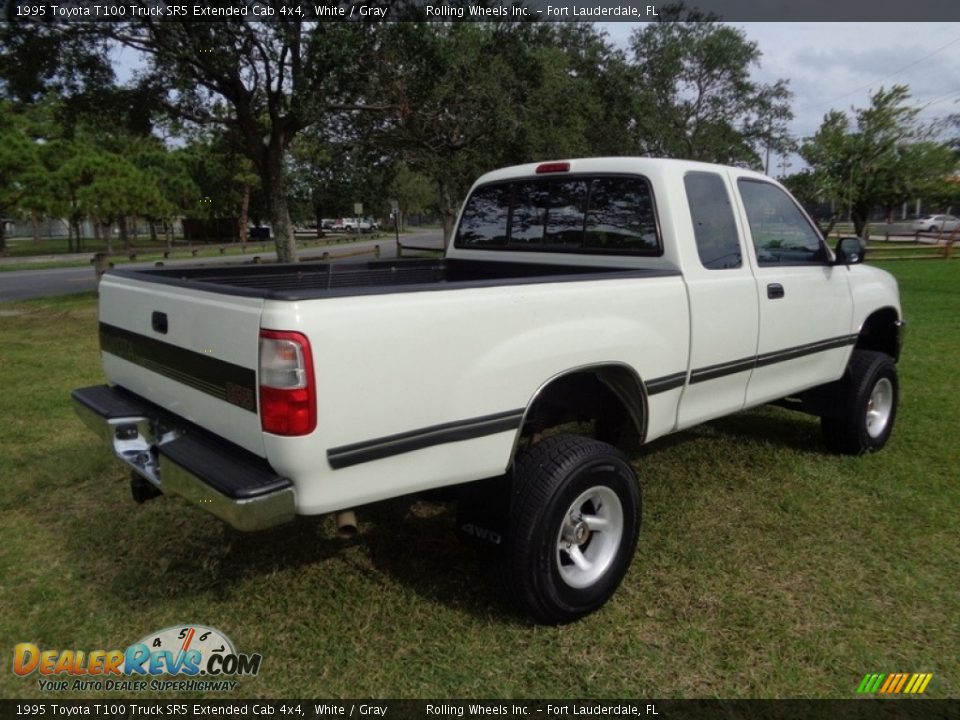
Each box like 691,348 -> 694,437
857,673 -> 933,694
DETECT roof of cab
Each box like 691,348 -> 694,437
473,157 -> 772,186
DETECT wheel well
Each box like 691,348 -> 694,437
856,308 -> 901,362
514,365 -> 647,459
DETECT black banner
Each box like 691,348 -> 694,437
1,700 -> 957,720
3,0 -> 960,23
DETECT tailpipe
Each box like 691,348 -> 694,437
335,510 -> 358,539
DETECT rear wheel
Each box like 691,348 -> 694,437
821,350 -> 898,454
508,435 -> 641,624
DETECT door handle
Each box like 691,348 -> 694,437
767,283 -> 785,300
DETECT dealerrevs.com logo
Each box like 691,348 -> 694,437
13,624 -> 262,692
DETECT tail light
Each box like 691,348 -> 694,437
535,162 -> 570,174
258,330 -> 316,436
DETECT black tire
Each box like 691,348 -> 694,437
821,350 -> 898,455
508,435 -> 641,624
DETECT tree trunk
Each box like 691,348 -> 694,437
103,223 -> 114,255
31,214 -> 42,245
851,203 -> 870,240
239,183 -> 251,247
263,147 -> 297,263
821,216 -> 837,241
439,181 -> 456,252
72,219 -> 83,252
119,217 -> 130,250
0,219 -> 6,253
149,219 -> 158,246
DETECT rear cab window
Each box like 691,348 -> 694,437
683,171 -> 742,270
455,175 -> 661,256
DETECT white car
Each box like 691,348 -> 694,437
911,214 -> 959,233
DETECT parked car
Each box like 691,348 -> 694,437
248,224 -> 271,240
73,157 -> 903,624
911,214 -> 959,233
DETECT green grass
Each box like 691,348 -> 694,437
0,261 -> 957,700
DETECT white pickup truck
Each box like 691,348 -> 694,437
73,158 -> 903,624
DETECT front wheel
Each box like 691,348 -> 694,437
508,435 -> 641,624
821,349 -> 899,455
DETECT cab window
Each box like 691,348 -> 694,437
738,179 -> 827,266
455,175 -> 660,256
684,172 -> 742,270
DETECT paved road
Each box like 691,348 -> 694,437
0,231 -> 444,303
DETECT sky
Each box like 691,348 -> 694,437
601,22 -> 960,174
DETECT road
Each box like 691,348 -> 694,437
0,231 -> 443,303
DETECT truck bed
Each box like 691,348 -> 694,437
107,258 -> 677,301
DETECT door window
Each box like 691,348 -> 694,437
738,179 -> 827,266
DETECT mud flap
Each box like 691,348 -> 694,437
456,475 -> 511,550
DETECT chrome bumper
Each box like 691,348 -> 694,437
72,385 -> 295,531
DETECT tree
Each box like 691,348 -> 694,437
182,131 -> 259,245
0,19 -> 114,106
0,103 -> 42,252
376,22 -> 609,244
800,86 -> 957,237
545,24 -> 636,157
129,139 -> 201,247
374,23 -> 521,244
101,19 -> 381,262
53,143 -> 165,253
388,163 -> 436,232
628,8 -> 794,166
288,118 -> 395,234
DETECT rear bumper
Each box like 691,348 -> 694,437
72,384 -> 295,531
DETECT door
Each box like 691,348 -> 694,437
735,178 -> 854,407
676,171 -> 760,429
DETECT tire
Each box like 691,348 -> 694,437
508,435 -> 641,624
821,350 -> 898,455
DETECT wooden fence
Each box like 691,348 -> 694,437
866,234 -> 957,262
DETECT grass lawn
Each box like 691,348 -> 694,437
0,261 -> 957,700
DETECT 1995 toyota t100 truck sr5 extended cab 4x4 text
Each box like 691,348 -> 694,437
74,158 -> 903,623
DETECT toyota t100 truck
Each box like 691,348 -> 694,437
73,158 -> 903,623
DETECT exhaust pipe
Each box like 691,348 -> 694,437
335,510 -> 358,538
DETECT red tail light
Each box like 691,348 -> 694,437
259,329 -> 316,436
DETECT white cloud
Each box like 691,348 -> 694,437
600,21 -> 960,173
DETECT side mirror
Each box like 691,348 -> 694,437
835,236 -> 865,265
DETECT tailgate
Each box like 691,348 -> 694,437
98,272 -> 266,456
